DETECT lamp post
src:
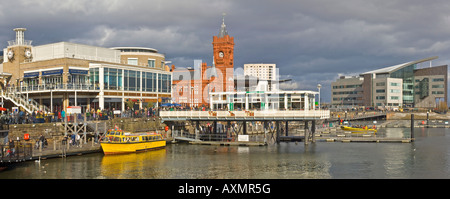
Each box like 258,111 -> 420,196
317,84 -> 321,111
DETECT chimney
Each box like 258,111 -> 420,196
171,65 -> 175,72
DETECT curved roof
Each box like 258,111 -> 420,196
110,47 -> 158,53
361,56 -> 438,75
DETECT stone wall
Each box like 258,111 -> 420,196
6,117 -> 167,143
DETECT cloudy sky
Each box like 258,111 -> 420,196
1,0 -> 450,102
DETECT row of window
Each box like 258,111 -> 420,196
332,84 -> 362,89
376,82 -> 401,86
375,96 -> 400,100
376,89 -> 401,93
332,91 -> 361,95
127,58 -> 156,68
89,67 -> 171,93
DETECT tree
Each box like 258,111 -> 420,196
126,101 -> 135,109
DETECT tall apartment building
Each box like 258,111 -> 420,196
331,56 -> 448,109
243,63 -> 278,91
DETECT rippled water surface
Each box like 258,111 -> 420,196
1,128 -> 450,179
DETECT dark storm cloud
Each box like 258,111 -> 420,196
1,0 -> 450,102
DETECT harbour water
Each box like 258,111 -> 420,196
1,127 -> 450,179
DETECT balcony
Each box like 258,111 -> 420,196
11,84 -> 100,93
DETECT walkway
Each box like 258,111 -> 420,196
31,140 -> 101,160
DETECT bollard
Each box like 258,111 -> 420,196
411,114 -> 415,141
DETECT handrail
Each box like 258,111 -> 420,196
160,110 -> 331,120
1,88 -> 51,113
10,84 -> 100,93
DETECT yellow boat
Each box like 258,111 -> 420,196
341,126 -> 377,133
100,129 -> 166,155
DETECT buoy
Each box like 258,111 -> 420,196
24,133 -> 30,141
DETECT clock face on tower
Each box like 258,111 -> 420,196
7,49 -> 14,60
25,49 -> 32,58
219,51 -> 224,58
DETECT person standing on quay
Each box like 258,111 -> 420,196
39,134 -> 45,149
61,110 -> 65,122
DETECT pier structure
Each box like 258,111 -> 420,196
160,109 -> 330,145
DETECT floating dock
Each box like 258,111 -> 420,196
189,141 -> 266,146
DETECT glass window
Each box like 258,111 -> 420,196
148,59 -> 155,68
129,70 -> 136,91
145,72 -> 155,92
89,68 -> 99,89
109,68 -> 118,90
137,71 -> 141,91
432,84 -> 444,88
157,74 -> 171,93
104,68 -> 109,89
432,78 -> 445,82
118,69 -> 123,90
124,70 -> 129,91
128,58 -> 138,65
390,64 -> 415,104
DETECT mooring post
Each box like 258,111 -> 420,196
243,120 -> 247,135
226,121 -> 231,138
276,121 -> 280,144
285,120 -> 289,136
196,121 -> 200,140
411,114 -> 415,141
264,121 -> 267,144
304,120 -> 309,145
312,120 -> 316,143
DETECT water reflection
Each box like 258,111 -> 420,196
100,149 -> 166,179
1,128 -> 450,179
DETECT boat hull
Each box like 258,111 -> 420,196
341,126 -> 377,133
101,140 -> 166,155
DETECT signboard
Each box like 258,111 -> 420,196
238,135 -> 249,142
66,106 -> 82,114
24,72 -> 39,78
42,69 -> 63,76
69,69 -> 88,75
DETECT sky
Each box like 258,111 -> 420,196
1,0 -> 450,103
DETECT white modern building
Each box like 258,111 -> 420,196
243,63 -> 278,91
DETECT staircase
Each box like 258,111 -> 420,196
1,89 -> 51,113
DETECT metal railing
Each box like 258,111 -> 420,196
11,84 -> 100,93
160,110 -> 331,120
1,89 -> 50,113
0,143 -> 33,163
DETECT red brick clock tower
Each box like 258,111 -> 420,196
212,15 -> 234,92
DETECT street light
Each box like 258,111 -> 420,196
317,84 -> 321,111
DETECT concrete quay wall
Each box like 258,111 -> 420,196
7,117 -> 168,144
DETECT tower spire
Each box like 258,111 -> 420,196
218,13 -> 228,38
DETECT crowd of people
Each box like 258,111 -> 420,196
0,106 -> 162,125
